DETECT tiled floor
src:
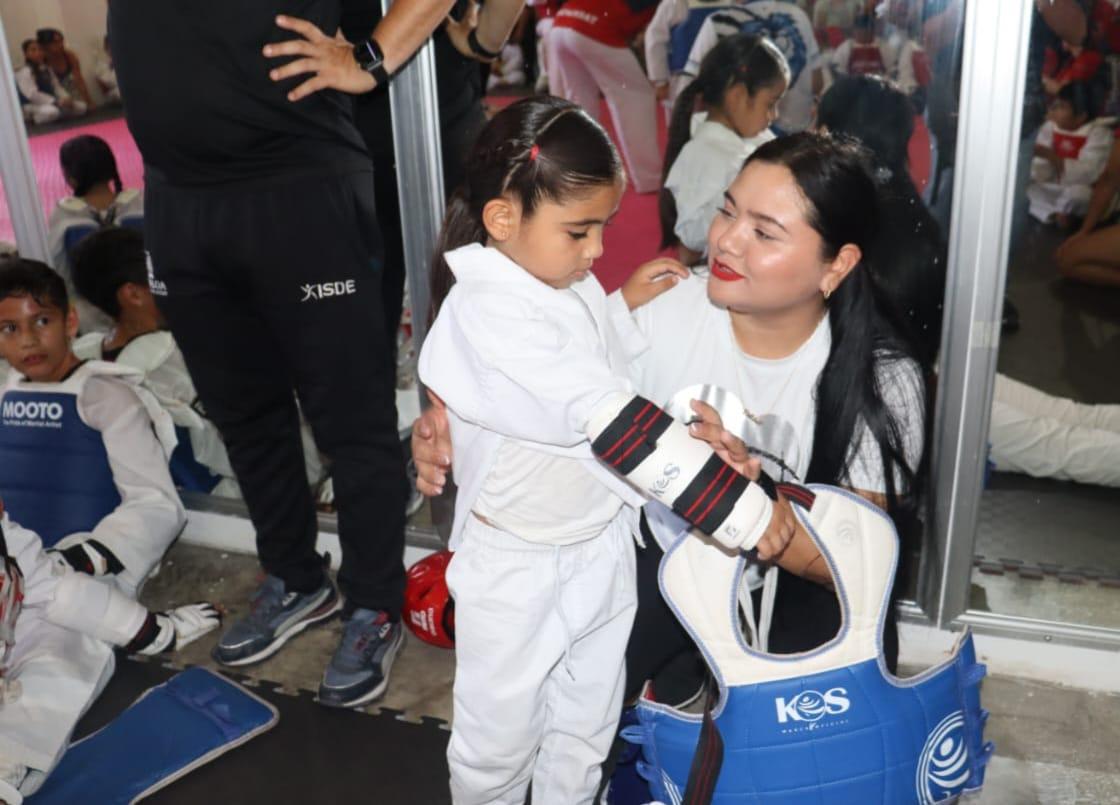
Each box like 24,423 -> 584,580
137,542 -> 1120,803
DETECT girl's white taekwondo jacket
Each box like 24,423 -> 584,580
418,244 -> 647,549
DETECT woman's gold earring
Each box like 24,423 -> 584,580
823,287 -> 832,301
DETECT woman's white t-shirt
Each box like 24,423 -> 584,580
610,272 -> 925,491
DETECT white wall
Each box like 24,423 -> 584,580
1,0 -> 109,106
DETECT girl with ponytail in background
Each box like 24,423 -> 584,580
47,135 -> 143,289
661,33 -> 789,264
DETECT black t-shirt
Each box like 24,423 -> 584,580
109,0 -> 371,187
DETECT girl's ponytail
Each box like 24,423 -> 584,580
429,190 -> 486,323
660,78 -> 705,250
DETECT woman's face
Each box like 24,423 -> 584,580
706,161 -> 834,315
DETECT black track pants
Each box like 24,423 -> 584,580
144,172 -> 408,616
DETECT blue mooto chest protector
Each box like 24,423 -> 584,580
0,383 -> 120,548
622,486 -> 992,804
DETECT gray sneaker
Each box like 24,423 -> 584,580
318,608 -> 405,708
211,573 -> 341,667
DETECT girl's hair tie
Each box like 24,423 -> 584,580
529,144 -> 540,162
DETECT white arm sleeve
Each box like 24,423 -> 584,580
419,289 -> 632,447
682,16 -> 718,78
645,0 -> 678,84
77,377 -> 185,581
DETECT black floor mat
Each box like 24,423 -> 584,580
72,658 -> 451,804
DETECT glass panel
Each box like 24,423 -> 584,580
3,4 -> 441,524
970,1 -> 1120,629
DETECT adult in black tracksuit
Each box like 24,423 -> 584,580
109,0 -> 456,709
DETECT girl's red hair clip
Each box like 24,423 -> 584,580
529,144 -> 540,162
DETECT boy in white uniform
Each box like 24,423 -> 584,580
0,259 -> 183,598
0,511 -> 218,803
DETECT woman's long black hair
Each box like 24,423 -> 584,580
430,96 -> 623,321
59,135 -> 123,198
659,33 -> 789,250
744,133 -> 927,529
817,74 -> 946,369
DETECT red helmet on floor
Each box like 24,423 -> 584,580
403,550 -> 455,649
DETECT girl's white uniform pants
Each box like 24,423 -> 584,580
446,513 -> 636,805
546,26 -> 662,194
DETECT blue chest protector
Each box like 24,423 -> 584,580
0,386 -> 120,548
624,486 -> 992,804
669,3 -> 733,73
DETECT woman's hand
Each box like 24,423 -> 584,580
686,399 -> 762,481
755,493 -> 796,562
621,258 -> 689,311
444,1 -> 492,62
412,391 -> 453,496
264,15 -> 377,101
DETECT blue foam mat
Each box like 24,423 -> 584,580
30,667 -> 278,805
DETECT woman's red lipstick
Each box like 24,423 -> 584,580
710,259 -> 743,282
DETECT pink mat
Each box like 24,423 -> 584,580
1,101 -> 667,294
0,117 -> 144,246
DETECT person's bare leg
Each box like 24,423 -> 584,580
1056,224 -> 1120,287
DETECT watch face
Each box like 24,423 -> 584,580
355,40 -> 381,71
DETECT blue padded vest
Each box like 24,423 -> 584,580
0,384 -> 120,548
622,486 -> 992,804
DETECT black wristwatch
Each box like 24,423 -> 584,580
353,37 -> 390,86
468,28 -> 502,61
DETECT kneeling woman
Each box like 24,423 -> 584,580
414,131 -> 929,691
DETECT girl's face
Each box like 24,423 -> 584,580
488,180 -> 624,289
726,79 -> 787,139
706,161 -> 851,315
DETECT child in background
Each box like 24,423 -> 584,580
0,259 -> 182,598
14,39 -> 79,126
46,135 -> 143,334
645,0 -> 736,120
829,11 -> 897,78
418,97 -> 793,804
68,228 -> 327,500
1042,36 -> 1104,98
1029,81 -> 1113,225
662,34 -> 789,263
682,2 -> 821,134
1,510 -> 218,802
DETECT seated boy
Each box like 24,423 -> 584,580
69,228 -> 326,499
0,258 -> 183,597
1,508 -> 218,803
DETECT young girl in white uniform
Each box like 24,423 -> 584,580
415,133 -> 930,703
418,97 -> 794,805
661,34 -> 789,263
